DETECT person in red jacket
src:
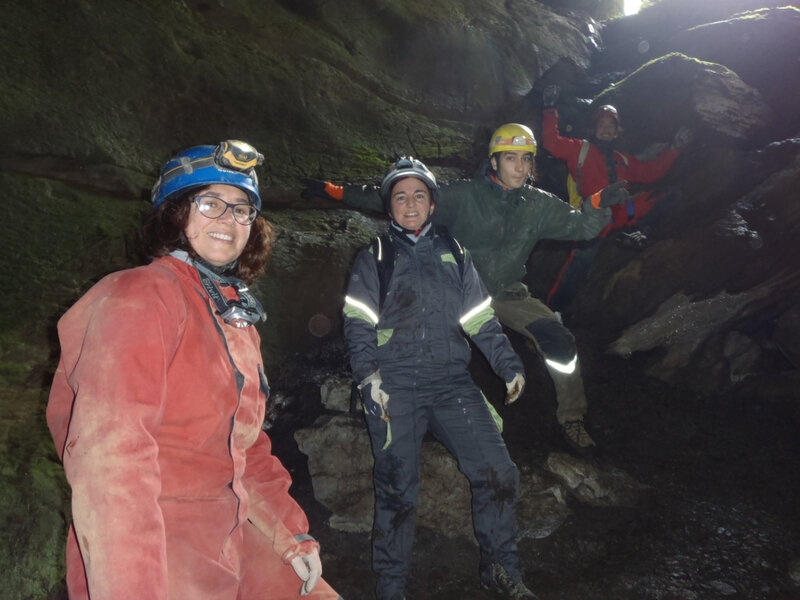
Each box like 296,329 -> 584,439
46,140 -> 343,600
541,84 -> 692,311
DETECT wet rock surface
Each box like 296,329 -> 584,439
277,347 -> 800,599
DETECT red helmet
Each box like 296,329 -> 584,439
593,104 -> 620,127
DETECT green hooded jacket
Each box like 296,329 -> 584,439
343,160 -> 610,296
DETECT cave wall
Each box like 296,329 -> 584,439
2,0 -> 800,597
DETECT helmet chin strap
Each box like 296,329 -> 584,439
169,250 -> 266,328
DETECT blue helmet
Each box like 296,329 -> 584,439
151,140 -> 263,210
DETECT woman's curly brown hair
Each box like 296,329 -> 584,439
139,187 -> 274,284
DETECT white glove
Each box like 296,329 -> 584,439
619,230 -> 647,247
360,370 -> 390,422
673,126 -> 693,149
505,373 -> 525,405
290,547 -> 322,596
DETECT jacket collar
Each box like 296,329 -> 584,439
389,221 -> 433,245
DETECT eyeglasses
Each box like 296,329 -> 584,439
193,195 -> 259,225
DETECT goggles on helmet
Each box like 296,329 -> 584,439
152,140 -> 264,210
215,139 -> 263,171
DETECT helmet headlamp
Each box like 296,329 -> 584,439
169,251 -> 266,328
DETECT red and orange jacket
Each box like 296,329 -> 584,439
542,108 -> 679,232
47,256 -> 310,600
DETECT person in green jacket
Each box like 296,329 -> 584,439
302,123 -> 629,452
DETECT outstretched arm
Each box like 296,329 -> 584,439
300,177 -> 385,214
541,107 -> 586,167
530,186 -> 611,242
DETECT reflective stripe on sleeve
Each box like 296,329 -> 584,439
459,296 -> 494,336
344,295 -> 379,326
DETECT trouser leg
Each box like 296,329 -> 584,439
426,382 -> 521,582
546,356 -> 588,424
493,296 -> 588,424
365,402 -> 428,600
547,240 -> 599,312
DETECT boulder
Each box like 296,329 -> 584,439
295,383 -> 651,540
670,7 -> 800,140
320,376 -> 356,413
592,53 -> 771,153
544,452 -> 652,507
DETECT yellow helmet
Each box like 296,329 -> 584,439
488,123 -> 537,157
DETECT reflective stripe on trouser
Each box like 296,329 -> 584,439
364,381 -> 521,600
492,296 -> 588,424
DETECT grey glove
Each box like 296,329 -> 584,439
505,373 -> 525,405
359,371 -> 390,422
672,126 -> 693,149
599,180 -> 630,208
290,548 -> 322,596
542,84 -> 560,108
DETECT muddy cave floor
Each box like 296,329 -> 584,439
271,343 -> 800,600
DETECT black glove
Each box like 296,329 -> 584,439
542,84 -> 560,108
599,180 -> 630,208
301,178 -> 335,202
617,230 -> 647,248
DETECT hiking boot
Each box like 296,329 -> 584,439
481,564 -> 539,599
562,419 -> 596,454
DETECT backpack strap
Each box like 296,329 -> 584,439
370,233 -> 396,311
574,139 -> 590,198
434,225 -> 466,279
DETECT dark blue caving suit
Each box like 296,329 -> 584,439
343,224 -> 525,600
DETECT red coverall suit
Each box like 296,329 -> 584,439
46,256 -> 341,600
541,107 -> 680,309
